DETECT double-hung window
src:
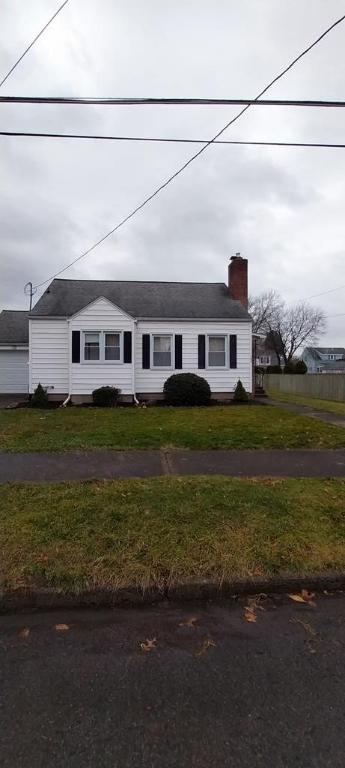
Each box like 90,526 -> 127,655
105,333 -> 121,361
208,335 -> 226,367
84,332 -> 100,361
83,331 -> 122,363
152,335 -> 172,368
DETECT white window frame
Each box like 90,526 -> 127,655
259,355 -> 270,366
207,334 -> 228,369
81,330 -> 123,364
151,333 -> 174,369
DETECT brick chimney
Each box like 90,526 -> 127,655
228,252 -> 248,309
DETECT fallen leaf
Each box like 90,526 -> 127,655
288,594 -> 306,603
289,590 -> 316,606
244,607 -> 257,623
55,623 -> 69,632
179,617 -> 198,628
140,638 -> 157,652
301,589 -> 316,605
18,627 -> 30,639
196,637 -> 216,657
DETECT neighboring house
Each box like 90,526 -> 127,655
255,338 -> 280,369
0,310 -> 29,394
302,346 -> 345,374
28,255 -> 253,402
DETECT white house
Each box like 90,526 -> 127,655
26,255 -> 253,402
0,311 -> 29,395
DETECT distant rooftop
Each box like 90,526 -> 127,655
0,310 -> 29,344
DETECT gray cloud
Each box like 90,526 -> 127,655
1,0 -> 345,344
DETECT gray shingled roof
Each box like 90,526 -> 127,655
0,310 -> 29,344
30,279 -> 251,320
315,347 -> 345,355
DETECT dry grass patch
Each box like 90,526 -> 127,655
1,476 -> 345,594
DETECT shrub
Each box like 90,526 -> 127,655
163,373 -> 211,406
30,383 -> 50,408
233,379 -> 249,402
92,386 -> 121,407
267,364 -> 282,374
295,360 -> 307,374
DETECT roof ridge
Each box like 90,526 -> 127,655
51,278 -> 226,286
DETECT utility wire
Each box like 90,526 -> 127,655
3,96 -> 345,108
301,284 -> 345,302
32,12 -> 345,290
0,0 -> 70,89
2,130 -> 345,149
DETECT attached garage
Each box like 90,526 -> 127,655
0,311 -> 29,395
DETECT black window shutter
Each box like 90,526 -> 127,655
230,335 -> 237,368
142,334 -> 150,369
198,335 -> 206,368
123,331 -> 132,363
175,335 -> 183,369
72,331 -> 80,363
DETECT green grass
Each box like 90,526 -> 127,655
0,405 -> 345,452
267,389 -> 345,417
1,477 -> 345,593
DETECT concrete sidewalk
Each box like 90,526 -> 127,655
263,397 -> 345,429
1,448 -> 345,482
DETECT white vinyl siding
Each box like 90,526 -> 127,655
136,321 -> 252,394
70,298 -> 134,395
0,350 -> 29,393
30,319 -> 69,394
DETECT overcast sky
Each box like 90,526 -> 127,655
1,0 -> 345,344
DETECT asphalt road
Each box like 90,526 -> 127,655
1,595 -> 345,767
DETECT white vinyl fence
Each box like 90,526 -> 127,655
264,373 -> 345,403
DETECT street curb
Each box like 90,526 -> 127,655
1,572 -> 345,613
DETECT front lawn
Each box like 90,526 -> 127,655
1,477 -> 345,593
267,389 -> 345,417
0,405 -> 345,452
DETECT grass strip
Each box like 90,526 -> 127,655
0,405 -> 344,452
1,476 -> 345,593
267,390 -> 345,417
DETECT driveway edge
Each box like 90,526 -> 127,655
1,572 -> 345,613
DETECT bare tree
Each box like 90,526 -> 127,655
249,292 -> 326,364
248,291 -> 282,334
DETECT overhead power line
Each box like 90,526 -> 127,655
3,130 -> 345,150
3,96 -> 345,108
32,12 -> 345,290
0,0 -> 70,89
302,284 -> 345,302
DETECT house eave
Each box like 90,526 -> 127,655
0,344 -> 29,350
136,316 -> 252,322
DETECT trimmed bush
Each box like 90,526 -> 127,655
267,364 -> 282,374
284,361 -> 296,374
92,386 -> 120,407
163,373 -> 211,406
295,360 -> 307,374
30,383 -> 50,408
233,379 -> 249,403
